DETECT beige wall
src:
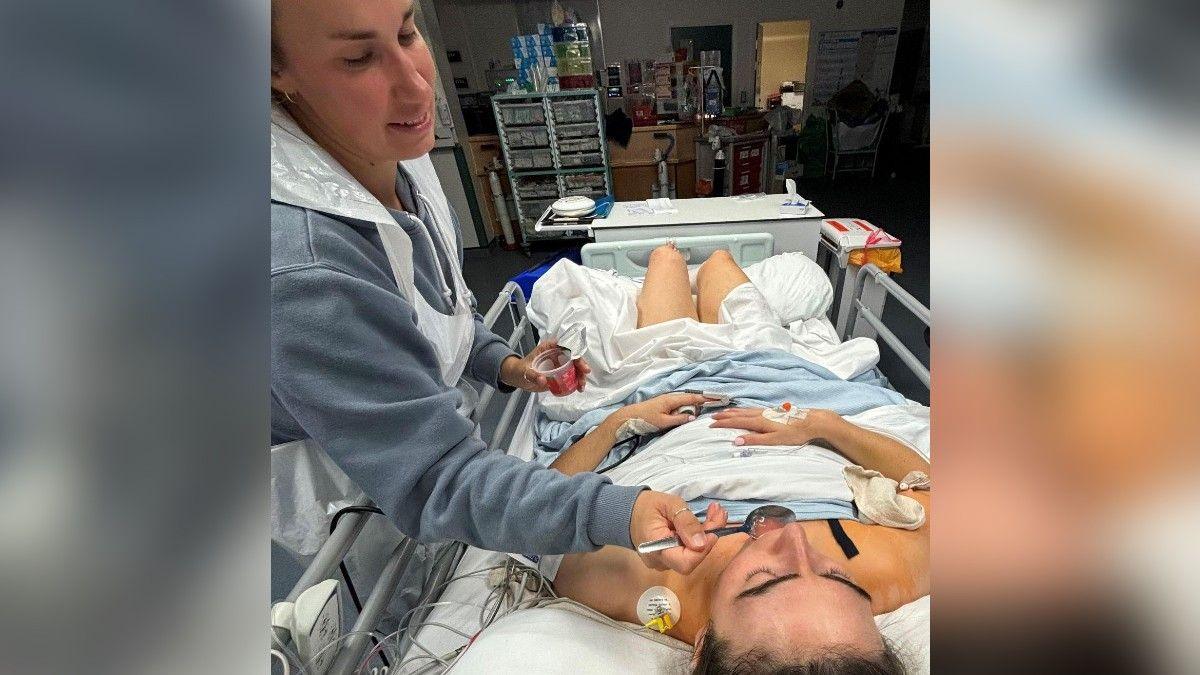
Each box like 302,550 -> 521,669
757,20 -> 811,107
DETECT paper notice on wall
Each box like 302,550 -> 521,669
812,27 -> 899,105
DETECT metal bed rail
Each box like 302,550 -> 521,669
842,263 -> 930,389
816,236 -> 850,325
277,282 -> 535,674
475,282 -> 537,448
327,538 -> 420,675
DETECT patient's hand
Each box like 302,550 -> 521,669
631,492 -> 729,575
610,392 -> 710,431
709,407 -> 838,446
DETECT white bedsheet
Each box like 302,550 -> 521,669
604,403 -> 930,504
527,257 -> 881,421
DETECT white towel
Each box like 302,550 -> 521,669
843,466 -> 929,529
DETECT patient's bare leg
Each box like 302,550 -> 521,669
696,249 -> 752,324
637,244 -> 698,328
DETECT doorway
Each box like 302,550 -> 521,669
756,20 -> 812,108
670,24 -> 732,107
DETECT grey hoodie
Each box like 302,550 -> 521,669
271,168 -> 642,554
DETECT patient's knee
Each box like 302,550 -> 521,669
697,249 -> 735,278
704,249 -> 735,266
648,243 -> 684,267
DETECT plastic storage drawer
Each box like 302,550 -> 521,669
515,176 -> 559,199
557,137 -> 600,153
556,122 -> 599,139
564,173 -> 606,190
551,100 -> 596,123
507,127 -> 549,148
498,103 -> 546,126
520,198 -> 556,223
559,152 -> 602,168
564,188 -> 607,199
508,148 -> 553,170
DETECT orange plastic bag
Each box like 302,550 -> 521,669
848,247 -> 902,274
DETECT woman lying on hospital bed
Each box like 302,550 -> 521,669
540,246 -> 929,673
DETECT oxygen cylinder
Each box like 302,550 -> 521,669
487,159 -> 517,250
712,146 -> 726,198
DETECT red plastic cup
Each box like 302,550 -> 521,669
532,347 -> 578,396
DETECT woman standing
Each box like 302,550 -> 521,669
269,0 -> 715,594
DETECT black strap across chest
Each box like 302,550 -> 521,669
826,519 -> 860,559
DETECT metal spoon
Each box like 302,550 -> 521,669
636,504 -> 798,554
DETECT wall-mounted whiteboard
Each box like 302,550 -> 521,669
811,27 -> 899,104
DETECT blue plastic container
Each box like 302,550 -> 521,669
510,247 -> 582,301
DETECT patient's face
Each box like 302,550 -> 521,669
707,523 -> 882,657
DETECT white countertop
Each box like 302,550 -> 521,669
590,195 -> 825,229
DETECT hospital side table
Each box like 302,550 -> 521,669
587,195 -> 824,259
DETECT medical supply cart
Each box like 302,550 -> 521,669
492,89 -> 613,250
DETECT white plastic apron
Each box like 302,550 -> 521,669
269,104 -> 480,612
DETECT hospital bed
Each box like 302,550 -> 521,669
272,234 -> 930,675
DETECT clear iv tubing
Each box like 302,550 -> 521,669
355,559 -> 672,672
353,559 -> 656,675
730,447 -> 804,458
392,562 -> 560,673
272,627 -> 309,675
303,630 -> 394,674
271,648 -> 291,675
353,563 -> 521,674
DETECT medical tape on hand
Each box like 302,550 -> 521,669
614,417 -> 660,443
762,403 -> 808,424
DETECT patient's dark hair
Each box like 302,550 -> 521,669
693,626 -> 905,675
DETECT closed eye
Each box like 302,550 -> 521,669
737,573 -> 799,599
820,572 -> 873,602
735,571 -> 872,602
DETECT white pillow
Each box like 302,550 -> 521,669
452,596 -> 929,674
451,607 -> 691,674
743,252 -> 833,325
877,595 -> 930,673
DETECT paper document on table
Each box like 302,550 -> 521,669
646,197 -> 678,214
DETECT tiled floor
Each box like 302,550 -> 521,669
462,155 -> 929,403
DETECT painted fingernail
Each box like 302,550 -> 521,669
687,415 -> 696,421
733,437 -> 745,446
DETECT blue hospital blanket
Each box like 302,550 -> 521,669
535,349 -> 905,452
531,350 -> 904,523
686,498 -> 858,523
